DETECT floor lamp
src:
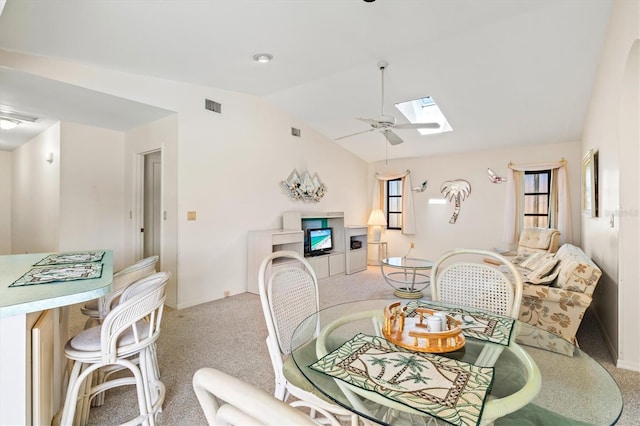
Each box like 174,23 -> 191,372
368,209 -> 387,242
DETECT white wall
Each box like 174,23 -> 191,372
369,141 -> 581,260
0,151 -> 11,254
0,50 -> 370,310
58,122 -> 126,269
581,0 -> 639,371
174,95 -> 370,308
124,115 -> 179,307
11,123 -> 60,254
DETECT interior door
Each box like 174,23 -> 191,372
143,151 -> 162,259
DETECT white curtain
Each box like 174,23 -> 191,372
372,170 -> 416,235
503,160 -> 572,245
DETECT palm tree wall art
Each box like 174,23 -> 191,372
440,179 -> 471,224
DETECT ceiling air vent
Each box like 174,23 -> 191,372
291,127 -> 301,137
205,99 -> 222,114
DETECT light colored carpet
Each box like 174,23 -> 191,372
68,266 -> 639,425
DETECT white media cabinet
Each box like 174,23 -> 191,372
246,228 -> 304,294
247,212 -> 368,294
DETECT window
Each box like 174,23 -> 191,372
386,178 -> 402,229
394,96 -> 453,135
523,170 -> 551,228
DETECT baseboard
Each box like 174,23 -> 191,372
616,358 -> 640,372
589,302 -> 640,372
589,307 -> 618,364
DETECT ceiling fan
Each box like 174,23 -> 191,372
335,60 -> 440,145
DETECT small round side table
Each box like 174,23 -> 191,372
380,257 -> 433,299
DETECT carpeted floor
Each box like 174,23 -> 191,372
69,266 -> 639,425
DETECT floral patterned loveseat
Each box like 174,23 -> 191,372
515,243 -> 602,345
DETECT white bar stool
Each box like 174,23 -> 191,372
59,272 -> 169,426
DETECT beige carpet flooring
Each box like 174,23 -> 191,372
68,266 -> 639,425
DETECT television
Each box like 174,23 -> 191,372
307,227 -> 333,256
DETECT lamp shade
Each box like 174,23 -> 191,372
368,209 -> 386,242
367,209 -> 387,226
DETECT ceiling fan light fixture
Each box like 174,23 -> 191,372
0,110 -> 39,131
335,60 -> 441,145
253,53 -> 273,63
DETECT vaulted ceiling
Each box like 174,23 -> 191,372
0,0 -> 612,162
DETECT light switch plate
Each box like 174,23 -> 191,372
187,211 -> 196,221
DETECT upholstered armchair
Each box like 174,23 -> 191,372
517,227 -> 561,255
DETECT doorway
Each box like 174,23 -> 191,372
140,150 -> 162,263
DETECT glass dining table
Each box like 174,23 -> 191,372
290,299 -> 623,426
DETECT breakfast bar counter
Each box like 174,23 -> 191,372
1,251 -> 113,318
0,251 -> 113,425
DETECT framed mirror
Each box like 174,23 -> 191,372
582,149 -> 598,217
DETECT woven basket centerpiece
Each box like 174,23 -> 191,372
382,302 -> 465,353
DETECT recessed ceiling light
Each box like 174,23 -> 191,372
253,53 -> 273,63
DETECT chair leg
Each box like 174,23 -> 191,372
274,380 -> 287,400
150,341 -> 161,380
60,361 -> 96,426
139,347 -> 166,424
61,358 -> 153,426
90,368 -> 106,407
78,368 -> 93,426
147,347 -> 165,415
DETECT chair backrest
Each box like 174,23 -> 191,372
193,367 -> 322,425
101,255 -> 159,316
258,251 -> 319,356
101,271 -> 169,362
112,255 -> 160,292
518,228 -> 560,255
431,249 -> 523,318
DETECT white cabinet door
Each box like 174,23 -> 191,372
307,256 -> 329,279
329,253 -> 345,276
347,249 -> 367,274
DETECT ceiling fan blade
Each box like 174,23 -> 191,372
393,122 -> 441,130
383,129 -> 403,145
356,117 -> 381,127
335,127 -> 375,141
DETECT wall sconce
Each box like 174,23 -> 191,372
367,209 -> 387,242
45,152 -> 54,164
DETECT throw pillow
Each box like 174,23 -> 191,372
526,258 -> 560,285
520,252 -> 554,270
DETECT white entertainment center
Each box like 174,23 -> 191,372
247,211 -> 368,294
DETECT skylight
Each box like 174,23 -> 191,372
395,96 -> 452,135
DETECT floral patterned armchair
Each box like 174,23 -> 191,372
517,244 -> 602,346
517,227 -> 561,255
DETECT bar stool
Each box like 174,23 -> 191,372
60,272 -> 169,426
81,255 -> 159,329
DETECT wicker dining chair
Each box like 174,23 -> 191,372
258,250 -> 360,426
193,367 -> 340,426
431,248 -> 523,319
